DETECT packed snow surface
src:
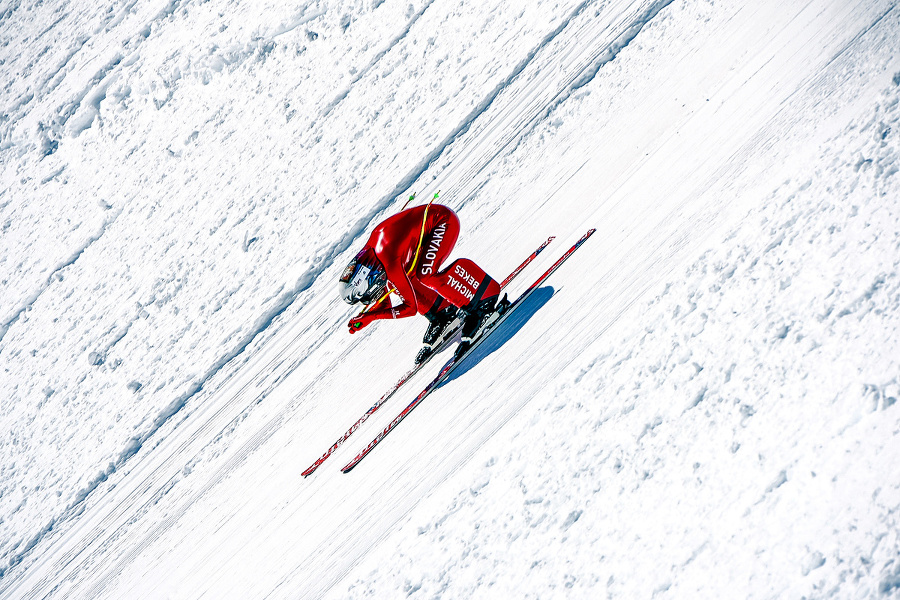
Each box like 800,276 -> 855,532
1,0 -> 899,598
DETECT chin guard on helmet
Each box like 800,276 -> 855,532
338,248 -> 387,305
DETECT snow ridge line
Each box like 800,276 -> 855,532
0,153 -> 411,582
0,0 -> 181,144
19,318 -> 363,600
107,279 -> 312,466
0,1 -> 678,576
180,0 -> 640,387
0,0 -> 673,580
821,3 -> 897,72
0,287 -> 355,592
60,0 -> 192,137
569,0 -> 675,92
387,0 -> 596,206
442,0 -> 676,210
0,2 -> 19,21
270,7 -> 328,38
76,350 -> 352,600
0,206 -> 122,348
294,1 -> 598,310
320,0 -> 438,119
684,1 -> 900,221
0,183 -> 414,583
1,33 -> 85,142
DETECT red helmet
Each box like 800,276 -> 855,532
338,248 -> 388,304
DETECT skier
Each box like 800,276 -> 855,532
338,203 -> 507,363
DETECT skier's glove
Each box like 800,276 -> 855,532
348,313 -> 375,334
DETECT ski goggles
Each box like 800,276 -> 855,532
338,249 -> 387,304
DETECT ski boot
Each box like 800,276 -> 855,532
415,306 -> 458,364
453,293 -> 509,361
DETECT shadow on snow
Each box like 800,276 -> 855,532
439,286 -> 555,387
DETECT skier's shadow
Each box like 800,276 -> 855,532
438,286 -> 555,387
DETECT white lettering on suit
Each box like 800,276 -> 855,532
419,223 -> 447,276
447,267 -> 478,301
453,265 -> 479,289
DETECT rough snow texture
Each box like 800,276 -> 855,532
1,0 -> 899,598
338,82 -> 900,600
0,0 -> 591,575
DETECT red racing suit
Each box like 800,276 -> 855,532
354,204 -> 500,328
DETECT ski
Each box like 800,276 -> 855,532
341,228 -> 595,473
301,235 -> 555,477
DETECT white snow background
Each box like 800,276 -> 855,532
1,0 -> 899,598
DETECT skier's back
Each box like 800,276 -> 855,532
338,203 -> 503,361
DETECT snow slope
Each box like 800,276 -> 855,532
1,0 -> 898,598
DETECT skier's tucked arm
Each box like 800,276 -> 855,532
347,263 -> 418,333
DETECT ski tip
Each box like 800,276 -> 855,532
341,452 -> 366,473
302,459 -> 325,477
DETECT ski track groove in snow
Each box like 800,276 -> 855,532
1,0 -> 899,598
336,78 -> 900,597
320,0 -> 438,119
2,0 -> 507,578
1,287 -> 356,597
0,206 -> 122,344
413,0 -> 679,210
48,0 -> 691,542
